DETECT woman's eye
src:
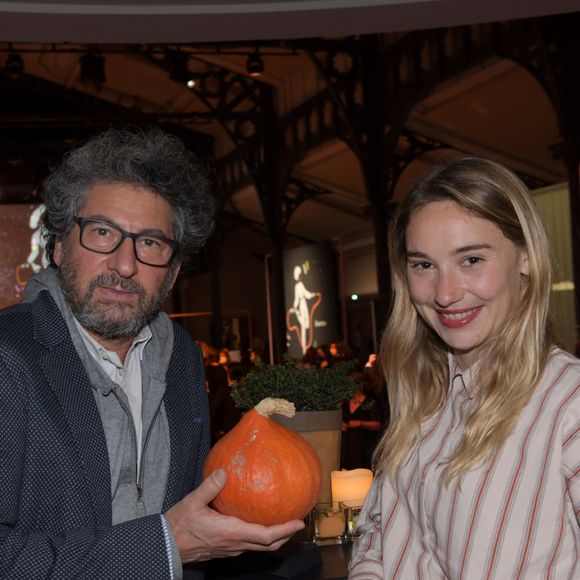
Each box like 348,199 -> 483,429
410,261 -> 432,270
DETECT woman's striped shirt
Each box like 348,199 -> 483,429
349,348 -> 580,579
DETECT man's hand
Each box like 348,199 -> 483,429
164,469 -> 305,563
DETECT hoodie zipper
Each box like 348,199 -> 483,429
136,403 -> 162,504
113,391 -> 162,507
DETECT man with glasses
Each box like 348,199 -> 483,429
0,127 -> 303,579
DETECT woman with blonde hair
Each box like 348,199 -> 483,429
349,157 -> 580,579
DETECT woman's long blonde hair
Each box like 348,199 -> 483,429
374,157 -> 554,483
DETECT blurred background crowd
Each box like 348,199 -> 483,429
197,340 -> 389,471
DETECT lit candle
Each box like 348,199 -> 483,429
331,468 -> 373,503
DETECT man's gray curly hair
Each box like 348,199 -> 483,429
41,126 -> 216,266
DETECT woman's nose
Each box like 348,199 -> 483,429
434,269 -> 463,307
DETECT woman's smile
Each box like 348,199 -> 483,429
436,306 -> 482,328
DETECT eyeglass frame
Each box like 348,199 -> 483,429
74,216 -> 178,268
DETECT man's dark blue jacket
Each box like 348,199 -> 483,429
0,290 -> 210,579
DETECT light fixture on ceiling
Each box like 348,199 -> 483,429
80,51 -> 106,88
5,52 -> 24,78
246,51 -> 264,78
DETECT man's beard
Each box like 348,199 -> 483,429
59,258 -> 176,339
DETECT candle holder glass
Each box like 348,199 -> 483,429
340,499 -> 365,540
310,502 -> 347,546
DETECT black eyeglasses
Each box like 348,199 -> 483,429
74,217 -> 178,268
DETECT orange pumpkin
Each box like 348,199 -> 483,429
203,397 -> 322,526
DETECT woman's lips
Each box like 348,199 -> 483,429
436,307 -> 481,328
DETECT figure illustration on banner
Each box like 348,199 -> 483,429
16,204 -> 49,290
287,263 -> 322,354
26,204 -> 49,273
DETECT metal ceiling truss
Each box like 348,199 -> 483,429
390,130 -> 448,192
280,88 -> 343,167
3,25 -> 559,209
306,20 -> 561,171
209,20 -> 559,223
215,86 -> 344,223
281,177 -> 332,232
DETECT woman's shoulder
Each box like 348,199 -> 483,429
547,346 -> 580,371
537,346 -> 580,406
541,347 -> 580,439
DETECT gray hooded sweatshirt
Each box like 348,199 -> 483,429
24,267 -> 173,525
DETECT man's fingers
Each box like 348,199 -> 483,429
189,469 -> 227,506
265,520 -> 305,540
233,519 -> 305,547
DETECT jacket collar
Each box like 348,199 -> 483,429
32,290 -> 113,524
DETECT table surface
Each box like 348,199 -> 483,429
205,541 -> 352,580
318,543 -> 352,579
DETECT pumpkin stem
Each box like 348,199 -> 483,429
255,397 -> 296,418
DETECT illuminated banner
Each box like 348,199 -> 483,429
0,204 -> 49,308
284,241 -> 339,359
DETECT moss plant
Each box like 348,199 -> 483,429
231,358 -> 360,412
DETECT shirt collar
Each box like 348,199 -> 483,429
447,352 -> 478,399
74,318 -> 152,369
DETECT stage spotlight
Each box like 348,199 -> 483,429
246,51 -> 264,78
6,53 -> 24,78
80,52 -> 106,88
